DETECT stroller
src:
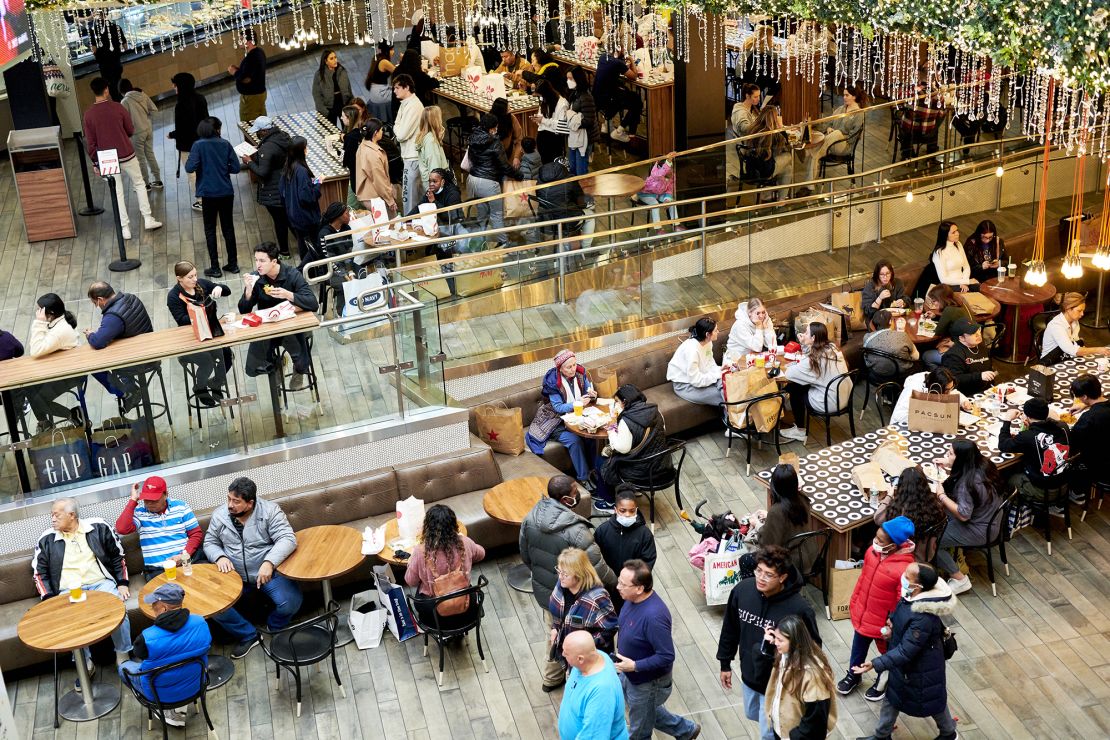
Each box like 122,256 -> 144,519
684,501 -> 766,591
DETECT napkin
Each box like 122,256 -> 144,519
361,524 -> 386,555
1007,387 -> 1031,404
959,411 -> 981,427
234,141 -> 257,158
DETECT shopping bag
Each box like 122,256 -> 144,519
29,425 -> 93,488
180,294 -> 223,341
441,46 -> 469,77
339,272 -> 388,335
811,306 -> 845,345
959,291 -> 995,317
502,179 -> 536,220
479,73 -> 507,100
871,442 -> 916,477
704,548 -> 745,606
454,251 -> 503,297
401,256 -> 452,300
593,368 -> 619,398
372,565 -> 420,642
908,390 -> 960,434
850,462 -> 890,498
91,432 -> 153,479
396,496 -> 426,540
830,291 -> 865,331
829,563 -> 862,620
1026,365 -> 1055,402
722,367 -> 780,432
349,588 -> 387,649
420,40 -> 440,63
463,65 -> 485,92
474,402 -> 525,455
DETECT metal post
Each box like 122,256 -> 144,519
875,197 -> 883,244
1080,270 -> 1108,329
557,222 -> 566,304
105,176 -> 141,272
72,133 -> 104,216
413,309 -> 428,382
699,200 -> 707,277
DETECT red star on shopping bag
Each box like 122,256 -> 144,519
487,429 -> 499,441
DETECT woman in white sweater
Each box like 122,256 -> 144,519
666,317 -> 723,406
781,322 -> 851,442
24,293 -> 82,428
931,221 -> 975,291
1041,292 -> 1110,364
726,298 -> 778,361
890,367 -> 970,427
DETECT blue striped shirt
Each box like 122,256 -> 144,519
131,500 -> 200,567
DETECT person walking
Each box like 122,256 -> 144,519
278,136 -> 323,269
242,116 -> 293,257
185,117 -> 241,277
230,27 -> 267,121
613,559 -> 701,740
558,631 -> 629,740
464,112 -> 523,246
168,72 -> 209,212
83,77 -> 162,240
764,614 -> 838,739
853,563 -> 959,740
549,548 -> 618,682
311,48 -> 353,126
118,79 -> 162,189
392,73 -> 425,216
593,485 -> 656,612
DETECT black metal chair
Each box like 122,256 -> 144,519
958,489 -> 1018,596
918,516 -> 949,567
115,362 -> 172,424
805,370 -> 857,446
258,600 -> 345,717
120,655 -> 216,740
979,321 -> 1007,356
785,528 -> 833,618
819,130 -> 863,178
406,575 -> 489,687
615,439 -> 688,530
1082,479 -> 1107,522
720,391 -> 787,475
1026,310 -> 1060,364
859,347 -> 913,423
1016,458 -> 1076,556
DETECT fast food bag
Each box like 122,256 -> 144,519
396,496 -> 426,540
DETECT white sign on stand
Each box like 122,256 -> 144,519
96,148 -> 120,175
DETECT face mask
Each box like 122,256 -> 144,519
872,542 -> 893,555
435,186 -> 444,194
900,574 -> 915,599
616,514 -> 637,527
567,79 -> 577,90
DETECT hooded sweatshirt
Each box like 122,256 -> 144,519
594,510 -> 657,576
726,307 -> 777,360
169,73 -> 209,154
120,89 -> 157,137
519,496 -> 616,609
717,565 -> 822,693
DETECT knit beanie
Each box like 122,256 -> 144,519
881,515 -> 915,546
553,349 -> 575,368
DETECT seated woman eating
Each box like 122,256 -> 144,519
725,297 -> 779,362
666,317 -> 724,407
600,384 -> 672,489
404,504 -> 485,627
781,322 -> 851,443
1041,292 -> 1110,364
526,349 -> 598,494
861,259 -> 906,325
890,367 -> 971,427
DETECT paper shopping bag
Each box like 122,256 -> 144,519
593,368 -> 620,399
704,549 -> 745,606
29,425 -> 93,488
401,256 -> 452,300
850,462 -> 889,498
830,291 -> 865,331
348,588 -> 387,649
184,299 -> 212,341
810,306 -> 845,345
722,367 -> 780,432
396,496 -> 426,540
502,179 -> 536,220
441,46 -> 469,77
479,73 -> 507,100
959,291 -> 995,317
829,564 -> 862,621
463,65 -> 485,92
372,565 -> 420,642
908,390 -> 960,434
871,442 -> 916,477
474,402 -> 525,455
1026,365 -> 1055,402
454,251 -> 504,297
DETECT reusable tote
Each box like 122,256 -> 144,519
704,548 -> 745,606
907,390 -> 960,434
474,402 -> 525,455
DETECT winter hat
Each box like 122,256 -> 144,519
553,349 -> 575,368
322,201 -> 348,223
881,515 -> 915,546
1023,398 -> 1049,420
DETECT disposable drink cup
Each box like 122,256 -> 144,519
68,587 -> 83,602
755,356 -> 766,368
895,318 -> 906,331
997,266 -> 1006,283
182,559 -> 193,577
164,560 -> 178,580
1008,263 -> 1017,277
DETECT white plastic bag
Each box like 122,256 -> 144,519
348,589 -> 387,649
396,496 -> 426,540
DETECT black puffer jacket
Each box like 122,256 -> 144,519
601,399 -> 671,487
243,129 -> 291,208
535,161 -> 585,220
169,73 -> 209,154
466,128 -> 521,182
594,511 -> 657,576
519,497 -> 616,609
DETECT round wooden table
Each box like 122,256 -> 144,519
138,563 -> 243,688
483,477 -> 548,593
979,277 -> 1057,363
582,173 -> 647,243
18,591 -> 125,722
376,518 -> 467,567
277,525 -> 366,646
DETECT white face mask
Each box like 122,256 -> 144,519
616,514 -> 637,527
567,79 -> 577,90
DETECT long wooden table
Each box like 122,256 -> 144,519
435,76 -> 541,141
0,312 -> 320,493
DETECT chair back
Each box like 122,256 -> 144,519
260,601 -> 341,666
988,489 -> 1021,547
918,517 -> 949,564
1027,310 -> 1060,362
122,654 -> 209,711
979,321 -> 1007,354
408,574 -> 489,637
819,369 -> 856,415
862,347 -> 908,381
721,390 -> 787,433
785,528 -> 832,580
636,439 -> 687,492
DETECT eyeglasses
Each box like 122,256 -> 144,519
753,569 -> 780,582
555,568 -> 571,577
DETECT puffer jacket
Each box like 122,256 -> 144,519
168,72 -> 209,154
849,541 -> 915,639
600,399 -> 671,487
872,580 -> 957,717
466,128 -> 521,182
244,129 -> 291,208
203,497 -> 297,582
127,608 -> 211,704
536,161 -> 585,221
519,497 -> 616,609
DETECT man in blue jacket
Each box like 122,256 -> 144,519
84,281 -> 154,411
119,583 -> 211,726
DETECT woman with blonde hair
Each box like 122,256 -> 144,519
765,614 -> 838,738
1041,292 -> 1110,364
416,106 -> 448,197
726,297 -> 778,360
545,547 -> 618,691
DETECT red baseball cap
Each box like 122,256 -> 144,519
139,476 -> 167,500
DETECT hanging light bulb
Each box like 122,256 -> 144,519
995,165 -> 1005,177
1025,260 -> 1049,286
1093,246 -> 1110,270
905,191 -> 914,203
1062,254 -> 1084,280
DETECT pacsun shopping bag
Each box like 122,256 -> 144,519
908,390 -> 960,434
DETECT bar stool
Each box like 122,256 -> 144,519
446,115 -> 475,161
1081,480 -> 1107,522
180,352 -> 236,432
116,364 -> 172,424
275,336 -> 321,410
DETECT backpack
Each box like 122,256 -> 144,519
379,124 -> 404,184
432,569 -> 471,616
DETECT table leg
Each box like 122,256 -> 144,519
57,649 -> 120,722
0,389 -> 31,493
206,655 -> 235,689
322,579 -> 354,647
137,374 -> 161,463
507,563 -> 533,593
267,368 -> 285,438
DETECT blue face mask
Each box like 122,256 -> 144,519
900,574 -> 914,599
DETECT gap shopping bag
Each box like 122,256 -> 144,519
29,425 -> 93,488
372,565 -> 420,641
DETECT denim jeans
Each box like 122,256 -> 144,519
208,574 -> 303,643
621,673 -> 698,739
82,579 -> 133,660
568,143 -> 592,176
636,193 -> 678,224
922,348 -> 943,370
742,683 -> 775,740
873,696 -> 957,739
849,631 -> 885,681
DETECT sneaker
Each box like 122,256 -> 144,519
230,638 -> 259,660
161,712 -> 186,728
145,183 -> 152,191
610,126 -> 630,143
686,723 -> 702,740
599,118 -> 609,134
121,225 -> 132,240
864,682 -> 886,702
948,576 -> 972,595
222,263 -> 240,274
1048,505 -> 1066,518
591,499 -> 615,516
144,219 -> 163,231
192,200 -> 203,212
73,661 -> 96,692
837,671 -> 861,695
204,266 -> 223,278
541,678 -> 565,692
780,425 -> 808,443
288,372 -> 308,391
150,180 -> 164,189
195,389 -> 218,408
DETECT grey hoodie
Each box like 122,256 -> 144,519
203,497 -> 297,582
121,89 -> 157,137
519,496 -> 616,608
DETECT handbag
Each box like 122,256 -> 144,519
941,627 -> 958,660
460,147 -> 472,173
432,567 -> 471,616
527,401 -> 563,442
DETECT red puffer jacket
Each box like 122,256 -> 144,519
849,543 -> 915,638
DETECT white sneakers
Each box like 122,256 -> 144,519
610,126 -> 631,143
780,425 -> 807,443
121,226 -> 131,240
144,219 -> 163,231
948,576 -> 972,595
